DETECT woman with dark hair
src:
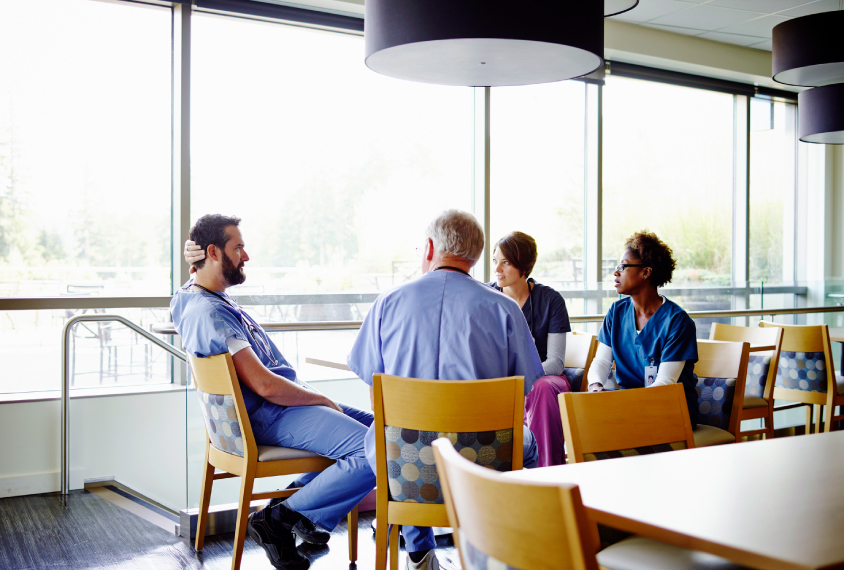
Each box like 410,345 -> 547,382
587,231 -> 699,428
488,231 -> 572,467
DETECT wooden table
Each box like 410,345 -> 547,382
505,432 -> 844,570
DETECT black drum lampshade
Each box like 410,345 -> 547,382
773,11 -> 844,87
364,0 -> 604,87
605,0 -> 639,17
798,83 -> 844,144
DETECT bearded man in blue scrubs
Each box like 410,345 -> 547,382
586,231 -> 699,428
171,214 -> 375,570
347,209 -> 543,570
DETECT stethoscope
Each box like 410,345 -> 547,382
191,283 -> 279,366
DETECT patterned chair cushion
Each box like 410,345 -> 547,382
777,351 -> 827,393
196,389 -> 244,457
583,441 -> 687,462
696,377 -> 736,431
562,367 -> 585,392
459,532 -> 523,570
745,354 -> 772,398
385,427 -> 513,504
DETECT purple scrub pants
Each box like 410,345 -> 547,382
524,375 -> 572,467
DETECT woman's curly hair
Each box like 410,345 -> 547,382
624,231 -> 676,289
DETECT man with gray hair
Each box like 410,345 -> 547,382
348,209 -> 543,570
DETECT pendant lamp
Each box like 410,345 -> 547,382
772,10 -> 844,87
364,0 -> 604,87
606,0 -> 639,17
798,83 -> 844,144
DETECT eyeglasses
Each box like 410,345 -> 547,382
615,263 -> 647,273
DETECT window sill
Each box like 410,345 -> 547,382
0,383 -> 187,404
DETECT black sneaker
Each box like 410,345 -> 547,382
247,509 -> 310,570
268,499 -> 330,545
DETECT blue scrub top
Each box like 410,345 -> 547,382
598,296 -> 699,427
348,270 -> 544,395
487,278 -> 571,361
170,280 -> 302,428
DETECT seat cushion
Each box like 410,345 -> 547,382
742,395 -> 768,409
257,446 -> 325,462
693,425 -> 735,447
598,536 -> 750,570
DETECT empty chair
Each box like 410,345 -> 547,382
372,373 -> 526,570
560,383 -> 696,464
189,353 -> 358,570
709,323 -> 783,439
759,321 -> 844,434
432,437 -> 599,570
562,331 -> 599,392
692,340 -> 751,446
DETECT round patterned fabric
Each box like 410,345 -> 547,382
196,389 -> 244,457
777,351 -> 827,393
563,367 -> 585,392
745,354 -> 772,398
695,377 -> 736,430
385,426 -> 515,504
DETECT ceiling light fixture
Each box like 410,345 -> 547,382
798,83 -> 844,144
364,0 -> 604,87
605,0 -> 639,17
772,10 -> 844,87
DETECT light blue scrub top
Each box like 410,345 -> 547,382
347,270 -> 544,394
170,280 -> 303,429
598,295 -> 699,427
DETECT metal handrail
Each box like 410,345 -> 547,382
61,314 -> 186,495
570,304 -> 844,323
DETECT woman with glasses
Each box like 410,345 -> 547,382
488,231 -> 572,467
586,231 -> 699,428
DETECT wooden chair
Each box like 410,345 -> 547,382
691,340 -> 751,446
189,353 -> 358,570
709,323 -> 783,439
759,321 -> 844,434
563,331 -> 599,392
431,438 -> 599,570
560,383 -> 696,464
372,373 -> 525,570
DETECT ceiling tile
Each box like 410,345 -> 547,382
641,23 -> 705,35
718,14 -> 790,36
749,39 -> 774,50
780,0 -> 842,16
697,30 -> 768,46
649,4 -> 765,30
610,0 -> 698,23
705,0 -> 818,13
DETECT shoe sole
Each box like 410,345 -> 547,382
247,520 -> 310,570
291,527 -> 330,545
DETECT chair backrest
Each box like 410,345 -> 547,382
189,353 -> 256,460
560,383 -> 695,463
433,438 -> 598,570
564,332 -> 599,392
373,374 -> 524,504
759,321 -> 835,395
709,323 -> 783,401
694,340 -> 750,436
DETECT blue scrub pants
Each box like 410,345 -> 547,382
252,402 -> 375,531
364,423 -> 539,553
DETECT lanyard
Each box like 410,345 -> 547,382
191,283 -> 279,366
433,266 -> 471,276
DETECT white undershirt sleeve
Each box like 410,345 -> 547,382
649,361 -> 686,388
225,336 -> 251,355
542,333 -> 566,377
586,342 -> 613,390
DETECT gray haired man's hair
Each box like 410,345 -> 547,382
425,209 -> 485,263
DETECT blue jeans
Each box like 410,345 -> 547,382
252,402 -> 375,531
364,423 -> 539,553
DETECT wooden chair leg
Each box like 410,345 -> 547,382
231,472 -> 254,570
375,509 -> 388,570
816,404 -> 823,434
824,402 -> 835,433
195,453 -> 215,551
389,522 -> 400,570
806,404 -> 813,434
347,506 -> 358,562
765,413 -> 775,440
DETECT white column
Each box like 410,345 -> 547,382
732,95 -> 749,323
472,87 -> 491,283
583,82 -> 603,323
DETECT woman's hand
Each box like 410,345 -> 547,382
184,240 -> 205,274
588,382 -> 605,393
